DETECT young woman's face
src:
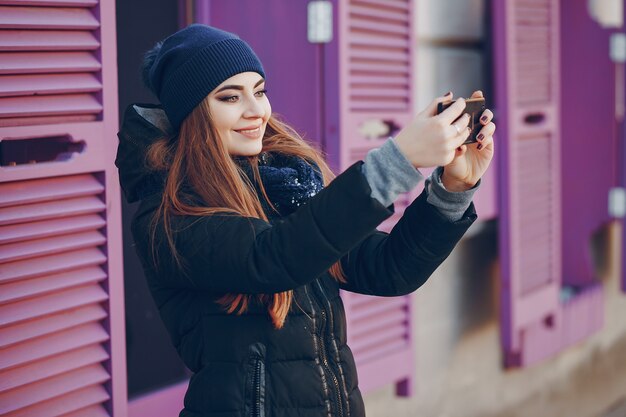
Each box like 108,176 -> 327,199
208,72 -> 271,156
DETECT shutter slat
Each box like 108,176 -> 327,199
0,174 -> 103,207
58,404 -> 110,417
7,387 -> 109,417
0,282 -> 107,326
0,93 -> 103,119
350,307 -> 406,339
0,6 -> 99,30
349,33 -> 409,48
349,4 -> 409,23
350,47 -> 408,62
0,197 -> 105,226
350,19 -> 409,37
349,61 -> 409,74
0,52 -> 101,75
0,73 -> 102,97
0,214 -> 105,245
351,74 -> 409,86
351,297 -> 406,319
351,0 -> 409,13
0,364 -> 109,415
0,302 -> 107,347
0,230 -> 106,263
0,248 -> 107,283
350,87 -> 407,97
353,339 -> 407,364
351,322 -> 407,351
350,101 -> 408,111
0,30 -> 99,51
0,266 -> 107,305
8,388 -> 109,417
0,1 -> 98,7
0,344 -> 108,391
0,322 -> 109,371
0,113 -> 96,127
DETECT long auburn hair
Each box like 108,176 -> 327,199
146,96 -> 346,329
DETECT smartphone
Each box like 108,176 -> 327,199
437,97 -> 486,145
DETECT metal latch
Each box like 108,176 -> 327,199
308,1 -> 333,43
609,187 -> 626,218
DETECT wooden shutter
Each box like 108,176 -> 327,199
0,0 -> 103,127
336,0 -> 416,395
0,1 -> 125,416
494,0 -> 604,367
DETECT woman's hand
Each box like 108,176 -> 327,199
394,92 -> 473,170
440,90 -> 495,191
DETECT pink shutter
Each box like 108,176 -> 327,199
337,0 -> 416,395
494,0 -> 603,367
0,1 -> 126,416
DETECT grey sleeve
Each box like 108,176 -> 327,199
425,166 -> 480,222
360,137 -> 423,207
361,138 -> 480,221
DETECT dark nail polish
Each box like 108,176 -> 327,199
477,133 -> 484,141
477,143 -> 483,150
443,91 -> 452,97
480,115 -> 488,122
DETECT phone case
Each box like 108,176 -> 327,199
437,97 -> 486,145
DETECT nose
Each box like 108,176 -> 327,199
242,94 -> 265,119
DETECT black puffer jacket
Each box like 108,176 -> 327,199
116,103 -> 477,417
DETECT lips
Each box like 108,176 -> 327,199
234,125 -> 262,139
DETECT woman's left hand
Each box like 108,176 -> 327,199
441,90 -> 495,192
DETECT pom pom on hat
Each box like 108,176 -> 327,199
141,40 -> 163,96
142,24 -> 265,130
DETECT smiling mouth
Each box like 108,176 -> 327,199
234,126 -> 262,138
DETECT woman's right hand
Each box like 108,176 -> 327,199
394,93 -> 471,169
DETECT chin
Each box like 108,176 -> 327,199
231,141 -> 263,157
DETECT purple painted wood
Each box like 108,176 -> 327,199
0,1 -> 126,415
495,0 -> 607,368
561,0 -> 617,287
623,3 -> 626,294
205,0 -> 324,149
494,0 -> 563,367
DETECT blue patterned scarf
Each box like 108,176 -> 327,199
235,152 -> 324,222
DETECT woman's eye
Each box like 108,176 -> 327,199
220,95 -> 239,103
255,89 -> 267,97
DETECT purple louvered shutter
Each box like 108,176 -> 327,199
494,0 -> 604,367
334,0 -> 416,395
0,1 -> 126,416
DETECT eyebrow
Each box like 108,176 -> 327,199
215,78 -> 265,93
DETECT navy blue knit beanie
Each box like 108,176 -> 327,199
142,24 -> 265,131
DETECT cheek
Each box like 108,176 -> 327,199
264,99 -> 272,120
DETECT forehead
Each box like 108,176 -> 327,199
213,72 -> 264,90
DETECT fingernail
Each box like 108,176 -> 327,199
480,115 -> 488,122
456,146 -> 462,152
477,133 -> 484,141
477,143 -> 483,150
443,91 -> 452,96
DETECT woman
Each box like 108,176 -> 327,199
115,24 -> 495,417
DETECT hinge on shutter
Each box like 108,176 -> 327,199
307,1 -> 333,44
609,187 -> 626,218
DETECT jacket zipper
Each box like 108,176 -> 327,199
303,286 -> 340,417
320,309 -> 345,417
306,283 -> 347,417
315,280 -> 351,417
252,358 -> 263,417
